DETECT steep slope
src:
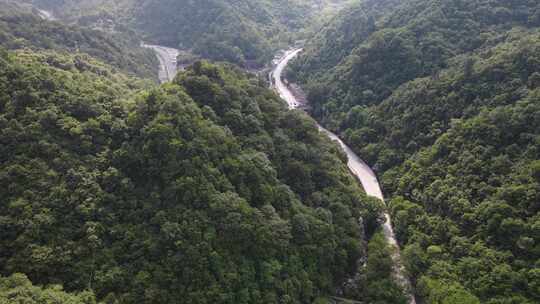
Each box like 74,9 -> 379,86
383,32 -> 540,304
290,0 -> 401,76
287,0 -> 540,302
390,94 -> 540,304
0,45 -> 384,303
290,0 -> 540,122
32,0 -> 350,65
0,1 -> 158,79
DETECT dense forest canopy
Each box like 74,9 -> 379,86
0,273 -> 97,303
1,0 -> 539,303
30,0 -> 351,65
0,27 -> 399,302
0,0 -> 158,79
288,0 -> 540,303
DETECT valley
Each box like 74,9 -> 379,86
1,0 -> 539,303
272,48 -> 415,304
143,46 -> 415,303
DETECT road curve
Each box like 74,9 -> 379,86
142,44 -> 180,83
36,8 -> 56,21
35,10 -> 178,84
272,49 -> 416,304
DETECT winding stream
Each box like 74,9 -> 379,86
273,49 -> 416,304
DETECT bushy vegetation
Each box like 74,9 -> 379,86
289,0 -> 540,302
0,273 -> 96,304
0,2 -> 158,79
0,43 -> 390,302
32,0 -> 350,66
290,0 -> 539,118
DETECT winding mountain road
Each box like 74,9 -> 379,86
36,8 -> 56,21
34,2 -> 413,301
142,44 -> 180,83
35,9 -> 179,84
273,49 -> 416,304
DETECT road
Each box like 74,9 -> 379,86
142,44 -> 180,83
35,3 -> 411,302
271,49 -> 303,108
35,10 -> 178,84
272,49 -> 416,304
36,8 -> 56,21
34,8 -> 178,83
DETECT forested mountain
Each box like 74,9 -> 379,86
3,0 -> 538,303
289,0 -> 540,303
0,1 -> 411,303
0,0 -> 158,79
31,0 -> 349,65
0,37 -> 399,302
291,0 -> 540,114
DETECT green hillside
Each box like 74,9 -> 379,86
0,273 -> 97,304
0,43 -> 393,302
288,0 -> 540,302
0,2 -> 158,79
384,31 -> 540,304
32,0 -> 350,65
290,0 -> 540,116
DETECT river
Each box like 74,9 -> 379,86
272,49 -> 416,304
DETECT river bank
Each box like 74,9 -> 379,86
271,48 -> 416,304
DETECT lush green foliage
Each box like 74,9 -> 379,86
343,232 -> 408,304
0,1 -> 158,79
289,0 -> 540,302
342,30 -> 540,172
386,45 -> 540,302
33,0 -> 350,65
0,45 -> 385,302
290,0 -> 540,119
0,273 -> 96,304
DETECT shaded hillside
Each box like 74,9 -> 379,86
32,0 -> 350,65
290,0 -> 540,119
0,2 -> 158,79
0,45 -> 388,302
288,0 -> 540,302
